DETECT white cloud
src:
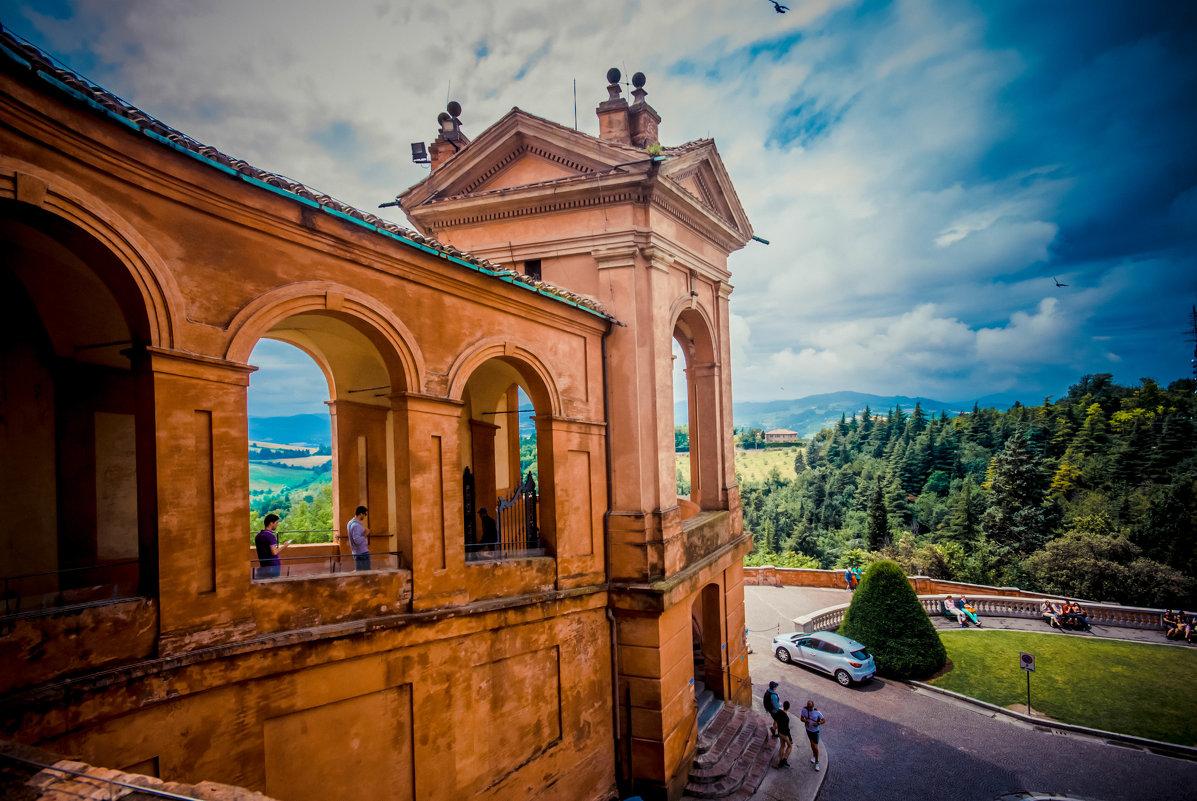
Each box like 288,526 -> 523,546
6,0 -> 1190,410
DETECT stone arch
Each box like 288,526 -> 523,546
670,300 -> 723,512
224,282 -> 424,394
445,338 -> 562,418
447,339 -> 562,561
0,159 -> 180,349
691,582 -> 727,700
0,164 -> 184,604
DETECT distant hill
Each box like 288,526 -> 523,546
724,391 -> 1016,438
248,414 -> 332,447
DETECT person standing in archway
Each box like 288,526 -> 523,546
347,506 -> 371,570
479,507 -> 498,553
254,514 -> 290,579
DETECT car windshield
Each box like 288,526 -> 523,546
851,647 -> 870,660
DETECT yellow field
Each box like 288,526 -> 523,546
675,446 -> 804,484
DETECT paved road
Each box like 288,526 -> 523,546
744,585 -> 1197,801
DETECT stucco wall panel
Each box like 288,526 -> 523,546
0,599 -> 157,695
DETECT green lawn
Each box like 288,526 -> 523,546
929,630 -> 1197,745
249,463 -> 326,493
733,446 -> 803,483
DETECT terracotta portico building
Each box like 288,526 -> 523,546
0,25 -> 752,801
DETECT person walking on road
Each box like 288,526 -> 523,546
772,700 -> 793,768
800,699 -> 826,771
763,681 -> 781,738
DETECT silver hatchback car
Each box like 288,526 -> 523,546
771,631 -> 876,686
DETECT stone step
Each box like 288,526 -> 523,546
695,704 -> 735,757
693,705 -> 747,769
683,708 -> 774,800
696,690 -> 722,730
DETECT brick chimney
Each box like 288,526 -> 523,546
596,68 -> 631,145
628,73 -> 660,149
430,101 -> 469,171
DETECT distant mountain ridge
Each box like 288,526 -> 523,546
248,414 -> 332,446
725,391 -> 1016,438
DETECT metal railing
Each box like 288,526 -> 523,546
0,751 -> 208,801
250,549 -> 406,581
465,537 -> 550,562
248,527 -> 335,543
1,559 -> 140,618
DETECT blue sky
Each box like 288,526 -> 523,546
3,0 -> 1194,415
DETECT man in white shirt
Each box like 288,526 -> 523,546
347,506 -> 370,570
799,699 -> 826,771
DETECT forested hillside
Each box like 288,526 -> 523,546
740,374 -> 1197,607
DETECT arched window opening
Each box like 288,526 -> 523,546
0,202 -> 151,615
672,309 -> 722,516
673,338 -> 692,503
462,365 -> 546,561
247,339 -> 334,579
246,312 -> 409,581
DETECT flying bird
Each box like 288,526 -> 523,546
768,0 -> 789,12
1053,277 -> 1069,287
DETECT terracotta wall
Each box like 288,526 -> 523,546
744,566 -> 1037,599
7,597 -> 615,801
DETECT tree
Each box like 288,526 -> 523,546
982,433 -> 1048,556
793,448 -> 807,474
839,560 -> 946,679
1023,514 -> 1195,607
942,476 -> 984,544
867,482 -> 888,550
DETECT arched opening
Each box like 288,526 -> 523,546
0,200 -> 155,613
460,358 -> 549,561
672,308 -> 721,517
246,311 -> 410,579
672,338 -> 692,510
690,583 -> 726,701
246,339 -> 335,577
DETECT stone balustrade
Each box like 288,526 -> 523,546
793,594 -> 1167,635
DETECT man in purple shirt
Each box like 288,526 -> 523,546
254,514 -> 289,579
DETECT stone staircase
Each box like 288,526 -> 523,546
681,686 -> 775,801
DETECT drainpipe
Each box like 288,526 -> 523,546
602,316 -> 629,793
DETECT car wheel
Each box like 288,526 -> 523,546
775,647 -> 792,664
834,669 -> 852,687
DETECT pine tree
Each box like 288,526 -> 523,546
982,433 -> 1048,555
793,448 -> 807,474
941,475 -> 982,543
868,482 -> 889,550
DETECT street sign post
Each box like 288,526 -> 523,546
1019,652 -> 1035,714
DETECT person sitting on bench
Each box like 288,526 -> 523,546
1174,610 -> 1193,642
1059,601 -> 1091,631
1163,609 -> 1183,639
943,595 -> 969,628
1042,599 -> 1061,628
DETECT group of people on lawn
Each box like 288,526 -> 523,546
1040,599 -> 1091,631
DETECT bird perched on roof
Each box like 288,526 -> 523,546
768,0 -> 789,12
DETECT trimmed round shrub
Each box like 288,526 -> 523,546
838,559 -> 946,680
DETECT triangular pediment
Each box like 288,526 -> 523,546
401,109 -> 644,207
398,108 -> 753,247
659,144 -> 751,237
